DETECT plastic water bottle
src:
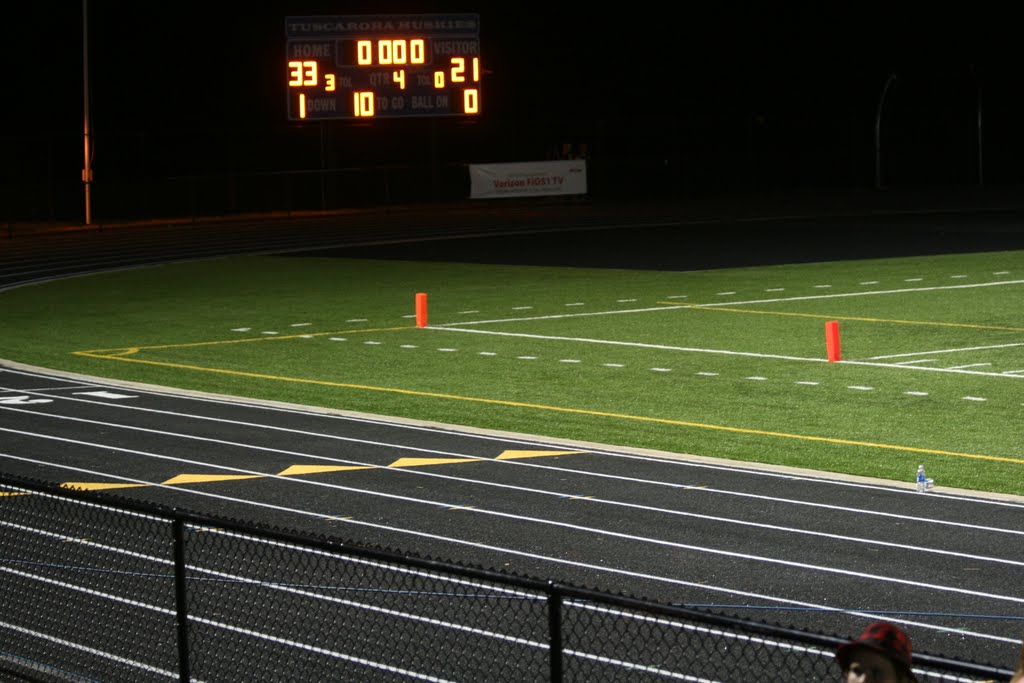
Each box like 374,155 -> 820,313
916,465 -> 927,493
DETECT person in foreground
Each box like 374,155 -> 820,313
835,621 -> 917,683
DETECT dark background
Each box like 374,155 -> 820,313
4,2 -> 1024,221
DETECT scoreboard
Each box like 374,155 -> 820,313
285,14 -> 482,120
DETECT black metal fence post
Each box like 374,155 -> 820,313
172,517 -> 191,683
547,580 -> 563,683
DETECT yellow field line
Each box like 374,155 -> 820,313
665,303 -> 1024,332
70,351 -> 1024,466
77,326 -> 413,356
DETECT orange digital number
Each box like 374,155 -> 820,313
287,60 -> 318,87
464,89 -> 479,114
353,91 -> 375,117
393,70 -> 406,90
356,39 -> 427,66
450,57 -> 465,83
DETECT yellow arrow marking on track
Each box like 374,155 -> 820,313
278,464 -> 373,476
162,473 -> 262,486
61,482 -> 148,491
389,457 -> 475,468
45,450 -> 585,492
497,450 -> 581,460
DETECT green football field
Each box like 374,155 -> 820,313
3,249 -> 1024,496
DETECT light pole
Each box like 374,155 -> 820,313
972,65 -> 984,187
875,73 -> 897,190
82,0 -> 93,225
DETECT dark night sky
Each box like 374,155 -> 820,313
5,2 -> 1024,193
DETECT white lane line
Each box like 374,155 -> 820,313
1,452 -> 1015,647
559,359 -> 581,364
5,428 -> 1024,587
512,306 -> 533,311
517,355 -> 537,360
666,295 -> 687,299
893,359 -> 938,365
345,319 -> 367,323
813,285 -> 832,289
603,363 -> 625,368
962,396 -> 988,402
437,348 -> 457,352
766,288 -> 785,292
859,281 -> 879,285
947,363 -> 992,370
290,323 -> 312,327
617,299 -> 638,303
745,376 -> 768,381
905,278 -> 923,282
231,327 -> 251,332
363,341 -> 382,346
3,434 -> 1024,651
950,275 -> 968,279
565,303 -> 585,307
904,391 -> 929,396
459,310 -> 480,314
329,337 -> 346,342
651,368 -> 671,373
847,386 -> 874,391
479,352 -> 496,356
716,291 -> 736,296
795,381 -> 818,386
866,343 -> 1024,360
696,372 -> 719,377
400,344 -> 417,349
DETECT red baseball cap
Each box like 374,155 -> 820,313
836,621 -> 917,681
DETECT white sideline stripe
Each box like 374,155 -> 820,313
0,452 -> 1015,647
434,327 -> 1024,379
437,279 -> 1024,326
436,327 -> 823,363
695,279 -> 1024,307
0,619 -> 178,679
866,343 -> 1024,360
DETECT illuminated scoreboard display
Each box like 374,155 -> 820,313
285,13 -> 482,121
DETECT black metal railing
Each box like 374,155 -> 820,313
0,473 -> 1013,682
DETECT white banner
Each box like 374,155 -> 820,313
469,160 -> 587,199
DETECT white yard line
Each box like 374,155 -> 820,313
866,343 -> 1024,360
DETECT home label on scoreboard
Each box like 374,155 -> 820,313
285,13 -> 482,121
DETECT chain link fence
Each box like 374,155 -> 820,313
0,472 -> 1013,682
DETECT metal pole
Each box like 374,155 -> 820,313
875,73 -> 896,190
975,68 -> 984,187
173,518 -> 192,682
82,0 -> 93,224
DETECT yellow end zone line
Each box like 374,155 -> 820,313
78,326 -> 413,356
69,350 -> 1024,466
663,303 -> 1024,332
